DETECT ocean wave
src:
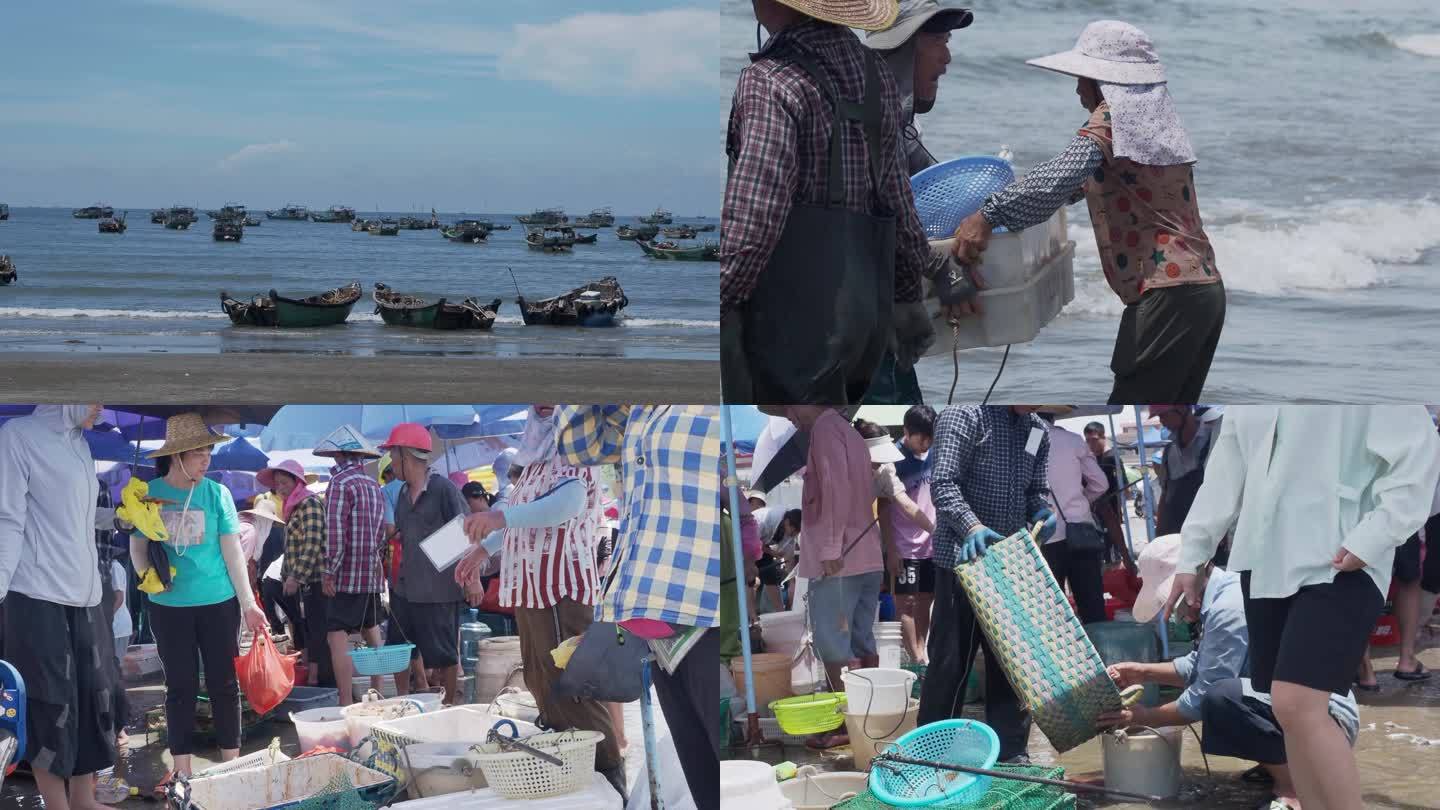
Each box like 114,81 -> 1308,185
1061,197 -> 1440,315
1394,33 -> 1440,58
1324,31 -> 1440,58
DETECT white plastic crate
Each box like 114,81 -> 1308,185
925,239 -> 1076,353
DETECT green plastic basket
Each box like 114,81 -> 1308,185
770,692 -> 848,735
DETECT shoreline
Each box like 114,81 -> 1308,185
0,354 -> 720,401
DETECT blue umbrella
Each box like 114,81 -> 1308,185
261,405 -> 480,452
433,406 -> 528,439
211,438 -> 270,472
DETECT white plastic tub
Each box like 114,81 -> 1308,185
400,742 -> 484,799
842,668 -> 916,716
926,241 -> 1076,352
181,754 -> 391,810
721,760 -> 791,810
343,695 -> 428,750
778,766 -> 868,810
757,611 -> 805,660
492,688 -> 540,724
290,706 -> 351,753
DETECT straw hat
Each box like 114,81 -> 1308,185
146,413 -> 231,458
865,435 -> 904,464
1026,20 -> 1167,86
774,0 -> 899,32
239,495 -> 286,526
313,424 -> 382,458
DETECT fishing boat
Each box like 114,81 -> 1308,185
213,219 -> 244,242
372,283 -> 502,330
0,256 -> 15,285
0,204 -> 9,221
573,232 -> 598,244
310,205 -> 356,223
73,204 -> 113,219
572,207 -> 616,228
639,239 -> 719,261
516,207 -> 567,226
150,209 -> 168,224
266,204 -> 310,220
352,219 -> 372,232
638,207 -> 673,225
206,203 -> 247,221
368,220 -> 400,236
243,216 -> 262,227
447,224 -> 489,243
661,225 -> 697,239
98,212 -> 128,234
525,225 -> 576,252
492,223 -> 512,231
517,276 -> 628,327
220,282 -> 362,327
617,224 -> 660,241
696,223 -> 717,232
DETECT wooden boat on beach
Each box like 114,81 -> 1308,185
213,219 -> 244,241
73,204 -> 113,219
266,204 -> 310,220
221,282 -> 361,327
98,213 -> 128,234
617,224 -> 659,241
0,256 -> 16,285
639,239 -> 718,261
372,283 -> 501,330
526,226 -> 576,252
517,276 -> 628,327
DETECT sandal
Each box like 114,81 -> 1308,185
1352,679 -> 1381,693
1240,765 -> 1274,784
1394,662 -> 1432,682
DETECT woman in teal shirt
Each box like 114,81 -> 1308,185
127,414 -> 267,785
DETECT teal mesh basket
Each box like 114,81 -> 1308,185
869,719 -> 999,807
348,644 -> 414,676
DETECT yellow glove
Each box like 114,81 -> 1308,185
117,479 -> 168,542
137,566 -> 176,594
550,635 -> 582,669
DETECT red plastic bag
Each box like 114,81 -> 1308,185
234,631 -> 298,715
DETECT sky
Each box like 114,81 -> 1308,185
0,0 -> 723,216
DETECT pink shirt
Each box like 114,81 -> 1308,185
1045,424 -> 1107,543
797,409 -> 881,578
876,464 -> 935,560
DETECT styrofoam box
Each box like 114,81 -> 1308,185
925,240 -> 1076,353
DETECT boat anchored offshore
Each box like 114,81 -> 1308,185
206,203 -> 247,221
516,207 -> 567,226
266,203 -> 310,220
98,212 -> 128,234
367,220 -> 400,236
73,203 -> 114,219
661,225 -> 697,239
372,283 -> 502,330
571,207 -> 615,228
516,276 -> 628,327
0,204 -> 9,221
639,239 -> 718,261
525,225 -> 577,252
638,206 -> 672,225
221,282 -> 362,327
617,224 -> 659,241
0,256 -> 16,285
212,219 -> 244,241
310,205 -> 356,223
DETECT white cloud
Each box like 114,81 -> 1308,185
218,140 -> 299,171
498,9 -> 723,95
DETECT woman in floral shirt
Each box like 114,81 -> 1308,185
951,20 -> 1226,403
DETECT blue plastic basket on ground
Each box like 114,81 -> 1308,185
868,719 -> 1000,807
910,157 -> 1015,239
348,643 -> 414,676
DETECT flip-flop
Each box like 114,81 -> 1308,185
1240,765 -> 1274,784
1394,663 -> 1432,681
1353,679 -> 1381,692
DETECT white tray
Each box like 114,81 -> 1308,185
924,241 -> 1076,353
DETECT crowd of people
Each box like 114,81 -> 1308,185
0,404 -> 723,810
721,0 -> 1227,404
726,404 -> 1440,810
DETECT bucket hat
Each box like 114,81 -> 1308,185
314,424 -> 382,458
1132,534 -> 1184,623
146,413 -> 231,458
866,0 -> 972,51
773,0 -> 899,32
1026,20 -> 1167,85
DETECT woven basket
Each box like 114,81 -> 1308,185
472,729 -> 604,799
952,527 -> 1122,753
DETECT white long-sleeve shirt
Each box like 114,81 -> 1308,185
1045,423 -> 1107,544
1180,406 -> 1440,600
0,406 -> 104,607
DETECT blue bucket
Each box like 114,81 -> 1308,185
910,157 -> 1015,240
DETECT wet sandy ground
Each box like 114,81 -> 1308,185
728,631 -> 1440,809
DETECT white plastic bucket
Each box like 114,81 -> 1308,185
1101,725 -> 1183,799
493,688 -> 540,723
778,766 -> 867,810
758,611 -> 806,659
873,622 -> 904,670
842,668 -> 916,717
290,706 -> 351,753
721,760 -> 792,810
474,637 -> 524,704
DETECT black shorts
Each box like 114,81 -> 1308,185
327,592 -> 381,633
388,593 -> 461,668
756,554 -> 784,586
1241,569 -> 1383,696
892,558 -> 936,595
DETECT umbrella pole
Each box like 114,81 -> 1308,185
721,406 -> 774,752
640,657 -> 666,810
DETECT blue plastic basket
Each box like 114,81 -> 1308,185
869,719 -> 1000,807
909,157 -> 1015,239
348,643 -> 414,676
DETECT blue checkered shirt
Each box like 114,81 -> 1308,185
556,405 -> 721,628
930,406 -> 1052,569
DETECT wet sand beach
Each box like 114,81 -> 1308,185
0,354 -> 720,402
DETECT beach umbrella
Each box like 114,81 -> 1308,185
750,415 -> 803,493
432,405 -> 528,439
109,404 -> 281,427
721,405 -> 769,453
261,405 -> 478,452
210,437 -> 270,472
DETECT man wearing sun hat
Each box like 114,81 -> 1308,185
723,0 -> 944,405
313,425 -> 388,707
950,21 -> 1226,403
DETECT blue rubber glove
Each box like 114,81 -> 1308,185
1031,508 -> 1058,543
958,526 -> 1004,563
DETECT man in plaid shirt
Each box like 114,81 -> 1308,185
557,405 -> 721,810
724,0 -> 950,398
920,405 -> 1056,762
314,426 -> 388,707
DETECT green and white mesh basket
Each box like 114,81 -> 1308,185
952,526 -> 1123,754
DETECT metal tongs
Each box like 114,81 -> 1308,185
487,719 -> 563,767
